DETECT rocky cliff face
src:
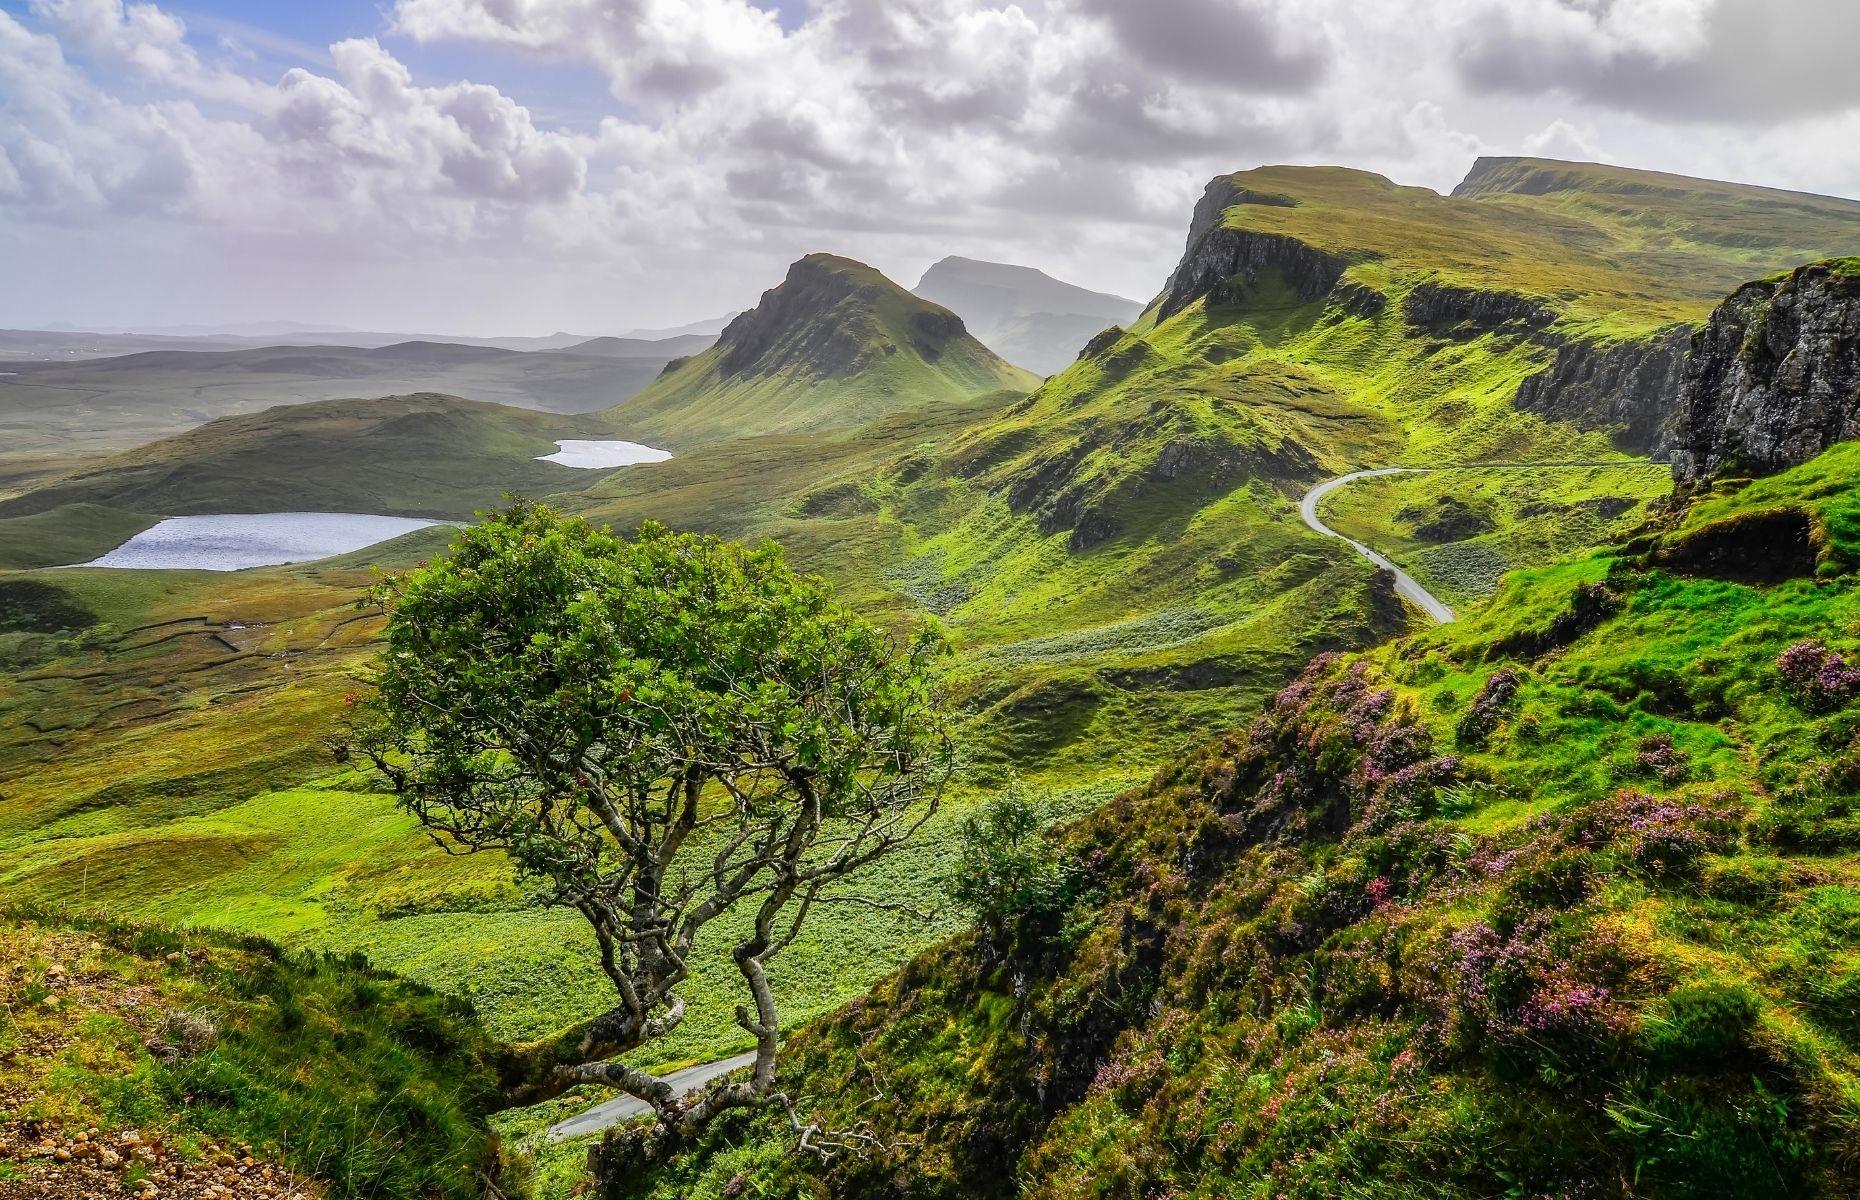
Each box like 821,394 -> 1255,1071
1157,178 -> 1344,321
1514,326 -> 1691,456
1673,259 -> 1860,482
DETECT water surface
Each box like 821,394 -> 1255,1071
539,439 -> 673,468
78,512 -> 441,571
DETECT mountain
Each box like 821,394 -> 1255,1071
0,393 -> 623,526
607,253 -> 1041,443
561,332 -> 716,359
11,159 -> 1860,1200
0,337 -> 698,455
913,255 -> 1144,374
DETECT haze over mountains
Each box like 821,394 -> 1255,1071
913,255 -> 1145,375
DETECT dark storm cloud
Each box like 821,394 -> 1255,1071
1455,0 -> 1860,124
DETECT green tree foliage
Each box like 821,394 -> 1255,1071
346,500 -> 952,1130
949,784 -> 1061,946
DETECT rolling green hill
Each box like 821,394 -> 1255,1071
0,393 -> 624,529
606,253 -> 1041,444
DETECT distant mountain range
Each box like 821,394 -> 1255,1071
0,326 -> 698,362
913,255 -> 1144,375
0,334 -> 712,456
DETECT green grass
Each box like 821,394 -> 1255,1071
0,393 -> 624,522
1316,464 -> 1671,606
0,910 -> 501,1198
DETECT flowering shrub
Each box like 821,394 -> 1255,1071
1572,789 -> 1742,879
1456,668 -> 1523,748
1430,915 -> 1632,1057
1631,733 -> 1689,785
1778,639 -> 1860,711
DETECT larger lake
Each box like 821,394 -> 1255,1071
78,513 -> 442,571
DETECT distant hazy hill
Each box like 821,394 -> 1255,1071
0,337 -> 698,455
618,312 -> 740,339
913,255 -> 1143,375
562,332 -> 716,358
0,393 -> 620,524
610,253 -> 1040,443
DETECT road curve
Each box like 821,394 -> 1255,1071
1299,467 -> 1456,624
545,1050 -> 759,1143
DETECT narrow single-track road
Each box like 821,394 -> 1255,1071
1299,461 -> 1668,626
1299,467 -> 1456,623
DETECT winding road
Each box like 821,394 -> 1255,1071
1299,467 -> 1455,623
1298,461 -> 1670,626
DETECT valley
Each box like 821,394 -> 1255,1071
7,152 -> 1860,1200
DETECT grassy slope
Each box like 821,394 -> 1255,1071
626,440 -> 1860,1200
0,910 -> 501,1199
0,393 -> 622,525
1213,161 -> 1860,339
607,254 -> 1040,446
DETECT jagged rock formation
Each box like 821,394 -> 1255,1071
1514,327 -> 1692,456
1673,259 -> 1860,481
1400,282 -> 1557,336
1157,178 -> 1344,321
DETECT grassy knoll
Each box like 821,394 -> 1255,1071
0,910 -> 500,1198
1315,464 -> 1672,607
616,440 -> 1860,1199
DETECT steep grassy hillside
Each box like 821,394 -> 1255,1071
0,393 -> 626,527
0,910 -> 501,1198
615,439 -> 1860,1199
608,254 -> 1040,444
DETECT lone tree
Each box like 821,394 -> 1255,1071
344,501 -> 951,1132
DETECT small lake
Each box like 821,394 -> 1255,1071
77,513 -> 442,571
539,439 -> 673,468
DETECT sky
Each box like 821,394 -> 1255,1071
4,0 -> 1860,336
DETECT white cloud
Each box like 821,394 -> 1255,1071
5,0 -> 1860,333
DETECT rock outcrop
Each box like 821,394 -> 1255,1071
1513,326 -> 1691,456
1157,179 -> 1344,321
1672,259 -> 1860,482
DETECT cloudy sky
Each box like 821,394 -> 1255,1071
4,0 -> 1860,336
